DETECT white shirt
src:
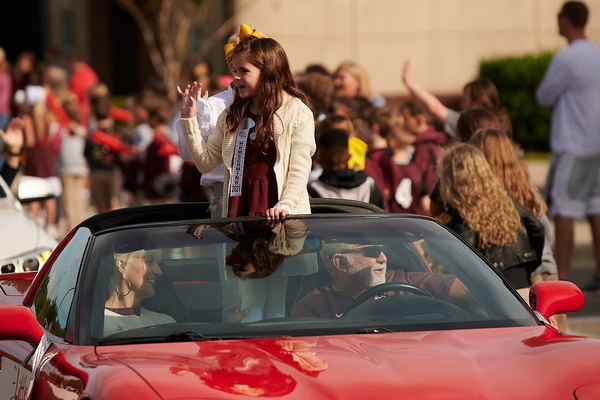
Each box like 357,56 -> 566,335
536,39 -> 600,155
176,84 -> 235,185
104,307 -> 176,336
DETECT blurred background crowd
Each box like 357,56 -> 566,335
0,0 -> 597,243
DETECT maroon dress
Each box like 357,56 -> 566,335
228,127 -> 278,217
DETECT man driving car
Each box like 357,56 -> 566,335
291,240 -> 471,318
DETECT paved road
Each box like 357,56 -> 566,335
526,160 -> 600,337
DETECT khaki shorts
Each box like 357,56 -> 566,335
90,169 -> 116,212
545,153 -> 600,219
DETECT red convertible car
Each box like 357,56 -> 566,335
1,200 -> 599,399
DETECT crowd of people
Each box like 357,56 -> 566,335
1,2 -> 599,330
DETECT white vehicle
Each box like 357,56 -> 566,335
0,175 -> 57,273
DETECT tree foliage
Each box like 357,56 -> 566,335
479,52 -> 554,151
116,0 -> 238,102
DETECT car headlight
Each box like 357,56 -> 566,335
0,249 -> 53,274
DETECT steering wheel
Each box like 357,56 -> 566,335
343,282 -> 433,316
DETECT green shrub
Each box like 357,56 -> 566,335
479,52 -> 555,151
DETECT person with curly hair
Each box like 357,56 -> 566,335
469,128 -> 567,330
438,143 -> 545,296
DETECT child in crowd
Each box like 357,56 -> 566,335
429,108 -> 503,218
314,113 -> 386,203
143,97 -> 181,204
386,113 -> 428,214
361,106 -> 399,204
399,100 -> 447,196
15,84 -> 61,237
401,60 -> 512,139
84,83 -> 132,213
438,143 -> 545,300
122,90 -> 155,205
296,71 -> 334,122
469,128 -> 566,331
308,128 -> 384,209
54,95 -> 88,231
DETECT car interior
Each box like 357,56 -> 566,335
84,216 -> 537,344
89,223 -> 439,336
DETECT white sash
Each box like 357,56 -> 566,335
230,117 -> 256,197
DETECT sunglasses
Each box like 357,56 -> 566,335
339,245 -> 385,258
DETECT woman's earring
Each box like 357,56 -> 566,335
116,278 -> 132,297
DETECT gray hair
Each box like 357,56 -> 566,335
320,242 -> 353,277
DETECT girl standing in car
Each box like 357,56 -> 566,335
178,37 -> 316,220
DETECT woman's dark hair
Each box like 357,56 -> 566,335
462,78 -> 513,138
456,108 -> 502,143
297,71 -> 334,119
226,237 -> 285,279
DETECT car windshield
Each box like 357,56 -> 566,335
84,215 -> 536,345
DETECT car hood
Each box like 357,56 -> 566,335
0,197 -> 57,260
93,326 -> 600,399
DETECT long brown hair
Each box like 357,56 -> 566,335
455,108 -> 502,143
226,37 -> 310,150
439,143 -> 522,249
226,236 -> 285,279
470,128 -> 547,217
462,78 -> 513,138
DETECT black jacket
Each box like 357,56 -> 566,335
447,199 -> 545,289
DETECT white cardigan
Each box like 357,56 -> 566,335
181,92 -> 316,217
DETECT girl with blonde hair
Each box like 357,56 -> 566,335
469,129 -> 545,218
469,128 -> 566,330
333,61 -> 386,108
438,143 -> 544,292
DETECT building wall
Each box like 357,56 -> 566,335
236,0 -> 600,96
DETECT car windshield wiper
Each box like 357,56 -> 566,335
164,331 -> 214,342
98,331 -> 216,346
355,327 -> 394,334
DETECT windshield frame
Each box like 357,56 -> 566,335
71,214 -> 539,346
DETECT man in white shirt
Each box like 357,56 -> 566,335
536,1 -> 600,289
176,84 -> 232,217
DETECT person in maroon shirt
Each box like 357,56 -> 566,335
291,241 -> 471,319
399,100 -> 448,198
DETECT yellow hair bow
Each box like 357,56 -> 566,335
223,23 -> 263,59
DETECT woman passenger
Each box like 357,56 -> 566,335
104,246 -> 175,335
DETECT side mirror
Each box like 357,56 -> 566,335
17,176 -> 55,204
0,306 -> 43,345
529,281 -> 584,320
